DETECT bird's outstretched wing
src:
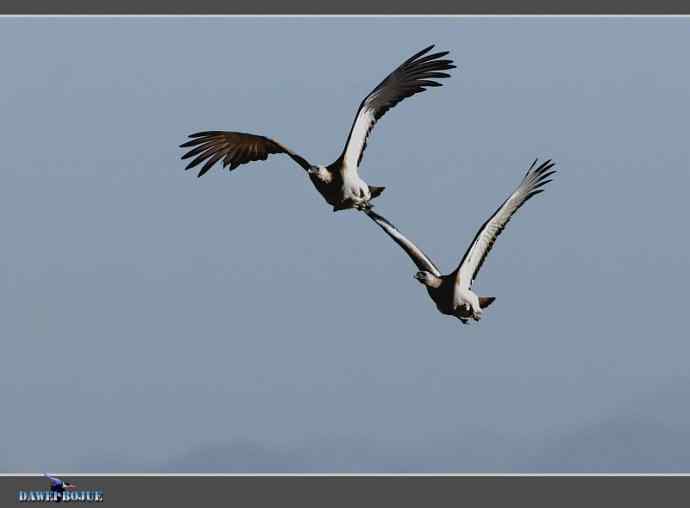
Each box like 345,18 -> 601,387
454,159 -> 556,289
180,131 -> 312,177
339,45 -> 456,170
365,209 -> 442,277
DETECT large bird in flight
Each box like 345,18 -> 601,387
180,45 -> 455,212
365,159 -> 556,323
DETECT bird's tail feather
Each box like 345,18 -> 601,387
369,186 -> 386,199
479,297 -> 496,309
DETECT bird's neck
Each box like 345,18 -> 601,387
425,275 -> 443,289
311,166 -> 333,184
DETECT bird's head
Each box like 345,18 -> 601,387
414,271 -> 438,287
307,165 -> 320,175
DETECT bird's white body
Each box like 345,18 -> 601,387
340,165 -> 372,207
419,272 -> 484,322
309,163 -> 372,211
454,285 -> 482,319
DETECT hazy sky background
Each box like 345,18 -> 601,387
1,17 -> 689,472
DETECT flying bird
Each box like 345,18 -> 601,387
180,45 -> 456,212
365,159 -> 556,324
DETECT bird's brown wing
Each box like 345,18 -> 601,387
180,131 -> 312,177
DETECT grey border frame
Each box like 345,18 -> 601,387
3,475 -> 690,507
1,1 -> 690,14
3,10 -> 690,507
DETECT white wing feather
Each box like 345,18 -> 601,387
365,210 -> 442,277
455,159 -> 556,289
339,45 -> 455,173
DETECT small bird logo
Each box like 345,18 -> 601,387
44,474 -> 77,502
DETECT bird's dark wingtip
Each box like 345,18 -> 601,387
428,50 -> 450,59
537,160 -> 556,174
406,44 -> 437,63
188,131 -> 213,138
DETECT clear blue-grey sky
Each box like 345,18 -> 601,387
1,17 -> 689,472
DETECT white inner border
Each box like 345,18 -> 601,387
1,12 -> 687,477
